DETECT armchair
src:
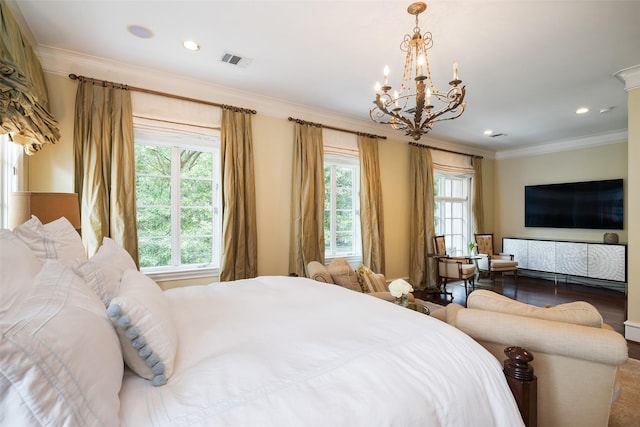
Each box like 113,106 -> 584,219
433,235 -> 468,260
431,290 -> 628,427
474,233 -> 518,284
436,257 -> 476,298
432,235 -> 476,298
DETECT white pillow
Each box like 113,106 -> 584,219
0,229 -> 42,319
12,215 -> 87,267
73,237 -> 137,307
0,260 -> 123,426
108,269 -> 177,386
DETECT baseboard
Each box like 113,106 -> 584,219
624,320 -> 640,343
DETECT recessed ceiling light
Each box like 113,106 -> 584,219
182,40 -> 200,51
576,107 -> 589,114
483,130 -> 493,136
127,25 -> 153,39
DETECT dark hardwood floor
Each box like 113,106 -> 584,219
414,274 -> 640,359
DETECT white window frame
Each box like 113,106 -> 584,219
324,155 -> 361,264
0,136 -> 25,228
134,129 -> 221,282
434,172 -> 473,257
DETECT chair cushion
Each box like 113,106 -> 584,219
439,259 -> 475,280
327,258 -> 362,292
467,289 -> 603,328
460,263 -> 476,278
490,259 -> 518,270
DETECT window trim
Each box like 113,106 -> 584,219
324,155 -> 362,259
134,129 -> 221,277
434,172 -> 473,257
0,136 -> 24,228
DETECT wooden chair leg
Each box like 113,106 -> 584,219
442,278 -> 454,301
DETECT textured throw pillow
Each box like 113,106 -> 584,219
107,269 -> 177,386
0,229 -> 42,319
12,215 -> 87,267
327,258 -> 363,292
467,289 -> 603,328
306,261 -> 334,284
0,260 -> 123,426
356,265 -> 386,293
73,237 -> 137,307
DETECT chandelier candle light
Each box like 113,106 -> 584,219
370,2 -> 466,140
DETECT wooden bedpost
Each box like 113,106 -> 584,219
503,346 -> 537,427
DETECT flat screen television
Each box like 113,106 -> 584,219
524,179 -> 623,229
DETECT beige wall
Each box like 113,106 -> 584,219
28,74 -> 76,192
494,143 -> 628,247
480,157 -> 495,234
32,72 -> 632,325
30,72 -> 428,286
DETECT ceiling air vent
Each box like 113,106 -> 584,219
489,133 -> 507,138
220,52 -> 252,68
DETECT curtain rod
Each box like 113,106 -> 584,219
409,141 -> 483,159
68,74 -> 257,115
287,117 -> 387,140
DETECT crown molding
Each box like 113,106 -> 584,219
495,129 -> 628,160
37,45 -> 490,158
37,46 -> 393,138
37,45 -> 620,162
615,64 -> 640,91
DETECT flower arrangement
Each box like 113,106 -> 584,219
468,241 -> 477,255
388,279 -> 413,307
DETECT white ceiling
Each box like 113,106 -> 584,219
9,0 -> 640,154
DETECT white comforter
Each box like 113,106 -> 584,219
119,276 -> 524,426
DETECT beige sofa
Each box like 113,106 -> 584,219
431,290 -> 628,427
306,258 -> 414,303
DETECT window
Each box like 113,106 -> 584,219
134,129 -> 221,276
0,135 -> 23,228
434,173 -> 472,256
324,156 -> 361,259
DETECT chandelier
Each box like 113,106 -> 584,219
370,2 -> 466,141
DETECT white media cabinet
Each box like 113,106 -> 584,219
502,237 -> 627,290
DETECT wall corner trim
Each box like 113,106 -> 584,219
615,64 -> 640,91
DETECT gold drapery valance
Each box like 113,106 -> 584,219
0,1 -> 60,154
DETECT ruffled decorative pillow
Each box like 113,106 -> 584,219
73,237 -> 137,307
108,269 -> 177,386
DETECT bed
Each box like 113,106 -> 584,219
1,217 -> 525,426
